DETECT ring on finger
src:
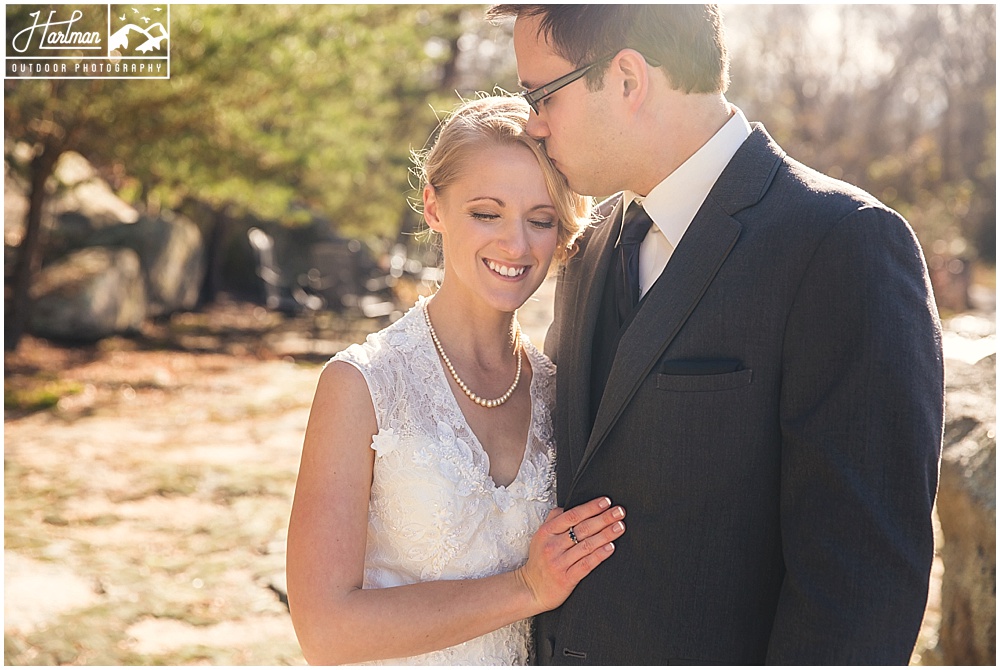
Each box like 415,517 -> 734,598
568,526 -> 579,544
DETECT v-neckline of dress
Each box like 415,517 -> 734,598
420,300 -> 536,492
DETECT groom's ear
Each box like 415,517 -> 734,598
423,184 -> 445,233
613,49 -> 650,111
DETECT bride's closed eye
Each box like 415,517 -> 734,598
470,211 -> 502,222
468,210 -> 554,229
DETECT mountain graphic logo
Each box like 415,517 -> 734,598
109,22 -> 167,53
109,6 -> 168,54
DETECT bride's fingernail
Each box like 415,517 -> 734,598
612,507 -> 625,519
604,542 -> 615,552
599,498 -> 611,509
613,521 -> 625,533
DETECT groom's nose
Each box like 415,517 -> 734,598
525,110 -> 549,140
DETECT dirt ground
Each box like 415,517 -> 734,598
3,280 -> 559,666
5,337 -> 315,664
3,277 -> 992,665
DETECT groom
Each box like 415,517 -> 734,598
488,5 -> 944,665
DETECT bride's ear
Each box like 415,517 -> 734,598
423,185 -> 445,233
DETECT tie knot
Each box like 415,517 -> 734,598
620,203 -> 653,247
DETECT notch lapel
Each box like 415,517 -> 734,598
560,199 -> 624,480
563,124 -> 787,502
566,201 -> 742,499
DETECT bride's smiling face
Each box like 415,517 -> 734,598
424,144 -> 559,314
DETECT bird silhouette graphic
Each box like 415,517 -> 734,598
131,7 -> 138,13
119,13 -> 126,20
141,16 -> 150,24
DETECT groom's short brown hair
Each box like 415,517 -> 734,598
486,4 -> 730,95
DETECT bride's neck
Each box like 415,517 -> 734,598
425,289 -> 518,368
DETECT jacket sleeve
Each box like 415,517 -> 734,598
767,206 -> 944,663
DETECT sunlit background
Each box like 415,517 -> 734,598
5,4 -> 995,666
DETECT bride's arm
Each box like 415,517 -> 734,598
286,361 -> 624,665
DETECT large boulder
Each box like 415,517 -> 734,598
89,212 -> 205,315
935,348 -> 996,665
29,247 -> 146,341
6,150 -> 140,263
45,152 -> 141,260
48,152 -> 140,226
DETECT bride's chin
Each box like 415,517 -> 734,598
478,292 -> 528,314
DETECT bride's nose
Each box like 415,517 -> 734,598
497,219 -> 530,256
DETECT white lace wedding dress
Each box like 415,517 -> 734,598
329,296 -> 557,665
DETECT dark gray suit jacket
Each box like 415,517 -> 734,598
536,125 -> 944,665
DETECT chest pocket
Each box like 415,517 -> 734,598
656,368 -> 752,392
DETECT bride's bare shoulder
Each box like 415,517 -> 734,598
307,360 -> 376,437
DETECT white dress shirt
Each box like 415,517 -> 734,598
620,107 -> 752,299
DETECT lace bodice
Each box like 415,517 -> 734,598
329,297 -> 557,665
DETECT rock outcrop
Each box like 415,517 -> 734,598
89,212 -> 205,315
935,325 -> 996,665
29,247 -> 146,341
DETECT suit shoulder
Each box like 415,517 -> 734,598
594,193 -> 622,220
567,193 -> 621,259
776,155 -> 899,222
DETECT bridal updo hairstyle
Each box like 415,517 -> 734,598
414,94 -> 591,264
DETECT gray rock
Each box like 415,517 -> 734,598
43,153 -> 141,259
935,352 -> 996,665
29,247 -> 146,341
49,152 -> 139,229
3,150 -> 141,263
89,212 -> 205,315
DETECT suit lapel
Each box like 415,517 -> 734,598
561,198 -> 624,478
568,203 -> 741,497
565,125 -> 786,500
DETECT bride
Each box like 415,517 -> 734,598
286,95 -> 627,665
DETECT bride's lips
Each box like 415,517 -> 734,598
483,258 -> 530,280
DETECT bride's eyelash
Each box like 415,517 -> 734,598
469,211 -> 555,229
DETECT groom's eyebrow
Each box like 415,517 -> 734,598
517,77 -> 534,90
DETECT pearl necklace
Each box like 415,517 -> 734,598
424,304 -> 522,409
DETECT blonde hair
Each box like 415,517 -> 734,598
413,94 -> 591,264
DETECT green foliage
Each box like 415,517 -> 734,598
5,5 -> 493,240
4,378 -> 82,413
9,5 -> 989,261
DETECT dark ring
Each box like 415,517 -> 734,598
568,527 -> 579,544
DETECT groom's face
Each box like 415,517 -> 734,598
513,15 -> 622,197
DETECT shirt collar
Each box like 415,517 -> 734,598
620,106 -> 752,247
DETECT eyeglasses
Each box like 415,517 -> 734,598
520,51 -> 661,115
520,54 -> 614,115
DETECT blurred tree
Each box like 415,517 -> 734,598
726,4 -> 995,264
4,4 -> 497,350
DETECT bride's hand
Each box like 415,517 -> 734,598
515,497 -> 626,613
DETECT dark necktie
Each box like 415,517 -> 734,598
615,203 -> 654,326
